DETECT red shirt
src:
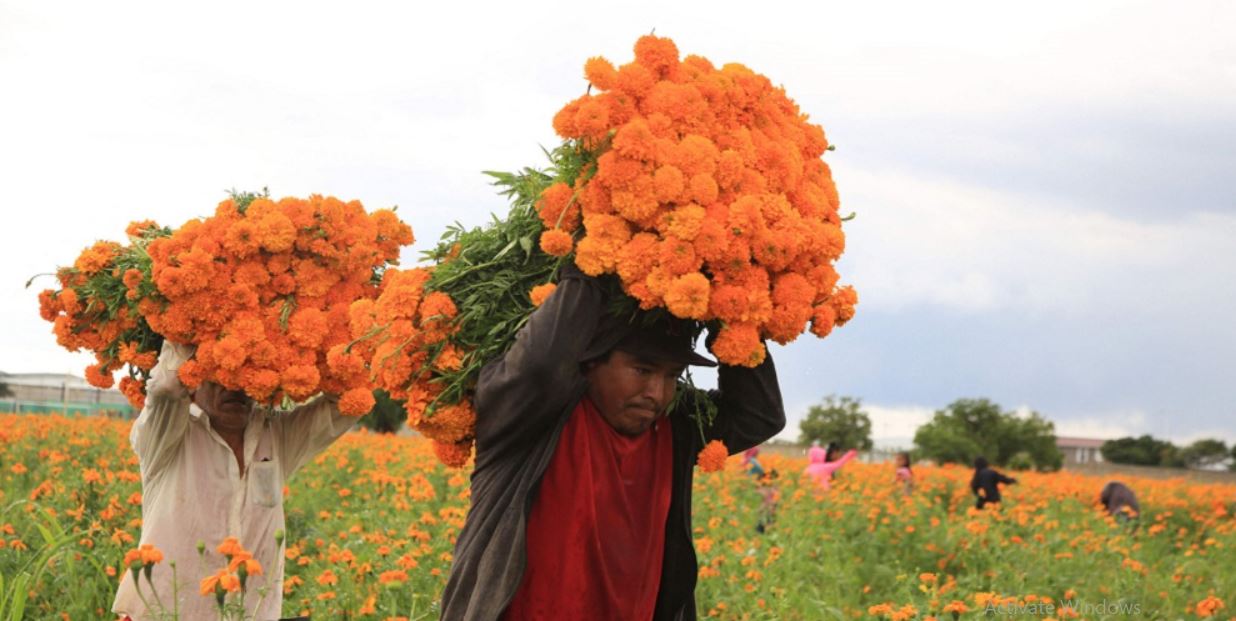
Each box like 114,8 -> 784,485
502,397 -> 674,621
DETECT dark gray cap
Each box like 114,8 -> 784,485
581,311 -> 716,368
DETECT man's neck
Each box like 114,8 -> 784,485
209,419 -> 248,472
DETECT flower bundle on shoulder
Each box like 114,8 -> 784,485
546,34 -> 856,367
37,190 -> 414,415
349,35 -> 854,469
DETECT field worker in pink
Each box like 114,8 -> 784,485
804,441 -> 858,491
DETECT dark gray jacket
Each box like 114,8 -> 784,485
439,272 -> 785,621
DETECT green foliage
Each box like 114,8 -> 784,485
1100,435 -> 1180,467
797,395 -> 872,450
356,389 -> 405,434
0,381 -> 11,399
1179,438 -> 1229,469
417,141 -> 597,410
913,398 -> 1062,471
227,187 -> 270,213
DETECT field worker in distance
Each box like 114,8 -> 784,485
894,451 -> 914,496
742,445 -> 766,479
112,342 -> 356,621
440,264 -> 785,621
970,456 -> 1017,510
804,440 -> 858,491
1100,481 -> 1140,522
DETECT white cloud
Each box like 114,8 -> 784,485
836,166 -> 1236,318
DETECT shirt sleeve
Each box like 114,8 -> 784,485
473,271 -> 603,464
692,349 -> 786,455
275,395 -> 356,478
130,341 -> 195,480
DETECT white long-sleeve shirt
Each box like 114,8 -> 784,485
112,343 -> 355,621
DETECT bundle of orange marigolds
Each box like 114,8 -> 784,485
348,34 -> 856,468
544,35 -> 855,366
38,192 -> 413,416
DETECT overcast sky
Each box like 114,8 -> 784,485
2,1 -> 1233,445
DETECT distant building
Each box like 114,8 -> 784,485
0,371 -> 134,417
1057,436 -> 1106,465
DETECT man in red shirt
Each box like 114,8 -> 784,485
441,267 -> 785,621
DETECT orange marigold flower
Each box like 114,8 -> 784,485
139,543 -> 164,565
696,440 -> 728,472
943,601 -> 969,614
529,283 -> 557,307
633,34 -> 680,76
539,229 -> 574,257
338,388 -> 376,417
584,56 -> 618,90
281,365 -> 321,401
216,536 -> 245,558
663,272 -> 710,320
378,569 -> 409,584
125,220 -> 159,238
1196,595 -> 1224,617
710,323 -> 765,368
536,182 -> 580,232
84,363 -> 114,389
433,438 -> 474,468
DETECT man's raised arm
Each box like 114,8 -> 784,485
473,267 -> 602,465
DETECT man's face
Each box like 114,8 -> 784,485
193,381 -> 252,432
584,350 -> 686,437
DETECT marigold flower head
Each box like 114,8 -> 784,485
697,440 -> 728,472
1196,595 -> 1224,617
433,438 -> 474,468
529,283 -> 557,307
338,388 -> 376,417
539,229 -> 574,257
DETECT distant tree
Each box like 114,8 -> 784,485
798,395 -> 873,451
357,390 -> 404,434
913,398 -> 1062,471
0,380 -> 12,399
1180,438 -> 1229,469
1159,444 -> 1187,468
1230,444 -> 1236,472
1100,435 -> 1177,466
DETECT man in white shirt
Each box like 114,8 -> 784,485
112,342 -> 356,621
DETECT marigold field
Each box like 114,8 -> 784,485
1,414 -> 1233,620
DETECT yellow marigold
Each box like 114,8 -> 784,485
529,283 -> 557,307
539,229 -> 574,257
696,440 -> 728,472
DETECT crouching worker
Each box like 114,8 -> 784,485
112,342 -> 356,621
440,266 -> 786,620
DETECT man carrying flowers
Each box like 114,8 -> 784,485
440,265 -> 785,620
112,342 -> 356,621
